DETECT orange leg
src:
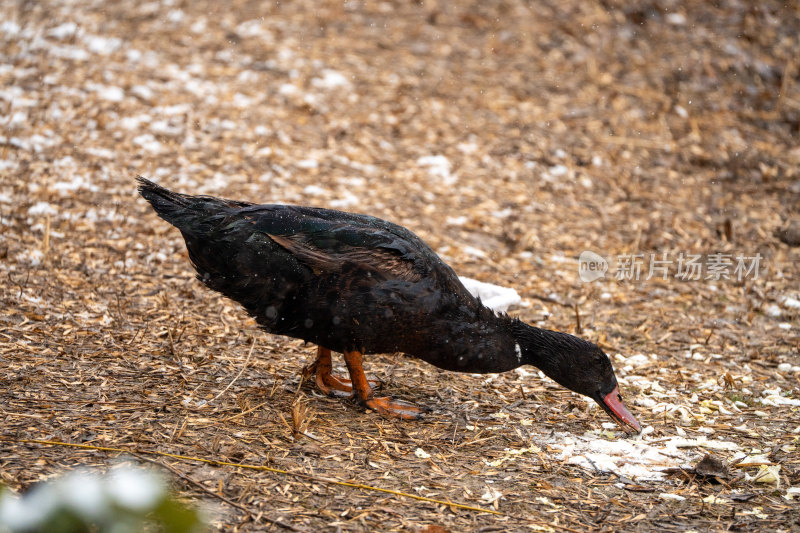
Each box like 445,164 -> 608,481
342,350 -> 426,420
304,346 -> 380,398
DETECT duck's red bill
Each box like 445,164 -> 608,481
602,385 -> 642,434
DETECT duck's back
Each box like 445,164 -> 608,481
138,178 -> 483,358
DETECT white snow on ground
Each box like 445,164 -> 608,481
16,248 -> 44,266
132,134 -> 163,154
311,69 -> 351,90
544,430 -> 739,481
48,22 -> 79,39
459,277 -> 522,313
782,295 -> 800,309
417,155 -> 456,184
28,202 -> 58,216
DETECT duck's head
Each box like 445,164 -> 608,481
515,324 -> 642,434
568,344 -> 642,435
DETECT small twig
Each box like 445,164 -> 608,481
583,455 -> 602,474
529,293 -> 571,307
210,337 -> 256,404
42,214 -> 50,256
167,328 -> 177,358
574,302 -> 582,334
115,293 -> 126,324
704,324 -> 715,345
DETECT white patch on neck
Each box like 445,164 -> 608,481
515,343 -> 522,362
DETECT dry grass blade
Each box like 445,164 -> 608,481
209,337 -> 257,404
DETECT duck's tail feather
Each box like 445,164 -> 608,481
137,176 -> 255,236
136,176 -> 198,224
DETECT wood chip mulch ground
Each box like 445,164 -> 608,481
1,1 -> 799,531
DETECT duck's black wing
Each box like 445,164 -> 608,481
241,204 -> 455,285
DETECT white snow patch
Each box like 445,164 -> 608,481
157,104 -> 192,116
8,111 -> 27,127
329,192 -> 360,209
659,493 -> 686,502
84,35 -> 122,55
481,486 -> 503,506
417,155 -> 456,184
759,390 -> 800,407
84,147 -> 114,159
462,246 -> 487,259
296,159 -> 319,169
1,21 -> 21,36
47,45 -> 90,61
132,134 -> 163,154
666,13 -> 687,25
52,175 -> 98,195
28,202 -> 58,216
459,277 -> 521,313
765,304 -> 782,317
123,48 -> 142,62
130,85 -> 154,101
446,215 -> 468,226
116,114 -> 152,130
279,83 -> 299,96
236,19 -> 274,41
48,22 -> 79,40
167,9 -> 185,23
191,19 -> 207,33
457,141 -> 478,154
150,119 -> 183,136
544,431 -> 740,481
232,92 -> 254,108
303,185 -> 327,196
414,447 -> 431,459
782,296 -> 800,309
86,83 -> 124,102
0,132 -> 55,152
311,69 -> 351,90
17,249 -> 44,266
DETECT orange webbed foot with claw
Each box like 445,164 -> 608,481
342,349 -> 426,420
364,396 -> 427,420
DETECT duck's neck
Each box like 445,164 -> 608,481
506,317 -> 593,382
420,312 -> 593,377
